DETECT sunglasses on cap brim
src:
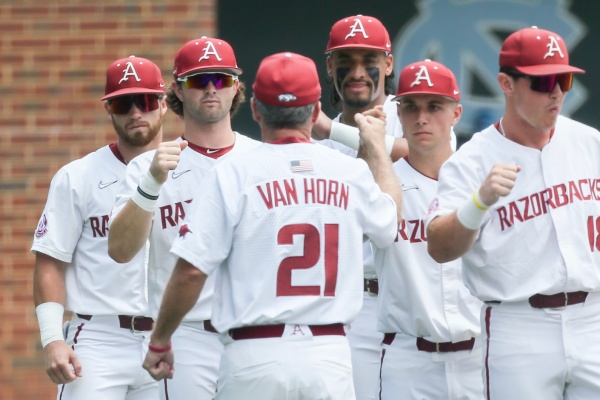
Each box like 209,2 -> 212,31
501,68 -> 573,93
178,72 -> 237,90
107,94 -> 162,115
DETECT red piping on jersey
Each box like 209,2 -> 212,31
109,143 -> 127,165
269,137 -> 312,144
163,379 -> 169,400
58,322 -> 85,399
403,156 -> 438,181
182,135 -> 234,159
484,306 -> 492,400
378,348 -> 387,399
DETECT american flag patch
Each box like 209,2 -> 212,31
290,159 -> 313,172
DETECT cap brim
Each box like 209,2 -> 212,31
515,64 -> 585,76
325,44 -> 391,54
392,92 -> 459,102
176,66 -> 243,79
101,87 -> 165,101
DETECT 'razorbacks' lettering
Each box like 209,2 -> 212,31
395,219 -> 427,243
256,178 -> 349,210
160,199 -> 193,229
90,215 -> 110,237
496,178 -> 600,231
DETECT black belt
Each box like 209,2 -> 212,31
229,323 -> 345,340
383,333 -> 475,353
528,291 -> 588,308
485,291 -> 589,309
203,320 -> 217,333
364,278 -> 378,295
77,314 -> 154,332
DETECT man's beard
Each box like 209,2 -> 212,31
184,96 -> 231,124
342,95 -> 372,109
113,115 -> 162,147
336,66 -> 381,109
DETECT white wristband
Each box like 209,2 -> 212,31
139,170 -> 163,197
329,121 -> 360,151
35,302 -> 65,348
131,170 -> 163,213
456,189 -> 489,230
330,121 -> 395,156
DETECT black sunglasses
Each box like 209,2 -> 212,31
501,68 -> 573,93
180,73 -> 236,90
107,94 -> 162,115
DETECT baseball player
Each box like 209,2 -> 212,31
374,59 -> 483,399
108,37 -> 260,400
426,27 -> 600,399
142,52 -> 402,400
311,16 -> 405,399
32,55 -> 167,399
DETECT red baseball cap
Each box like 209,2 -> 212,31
102,56 -> 165,100
499,26 -> 585,76
325,15 -> 391,53
253,52 -> 321,107
173,36 -> 242,79
393,59 -> 460,102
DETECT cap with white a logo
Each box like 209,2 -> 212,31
173,36 -> 242,79
499,26 -> 584,76
102,55 -> 165,100
325,15 -> 391,53
393,59 -> 460,102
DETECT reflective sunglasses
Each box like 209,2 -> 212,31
503,69 -> 573,93
180,73 -> 236,90
107,94 -> 161,115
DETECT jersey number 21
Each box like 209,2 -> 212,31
276,223 -> 339,297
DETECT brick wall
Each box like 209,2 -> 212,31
0,1 -> 215,398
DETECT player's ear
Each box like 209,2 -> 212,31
250,97 -> 261,123
326,56 -> 333,77
159,96 -> 168,116
451,103 -> 462,126
104,101 -> 112,117
498,73 -> 515,95
311,101 -> 322,124
172,80 -> 184,101
385,53 -> 393,76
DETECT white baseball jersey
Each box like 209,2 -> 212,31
31,144 -> 150,316
111,133 -> 260,320
170,139 -> 398,333
427,115 -> 600,301
374,158 -> 481,342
